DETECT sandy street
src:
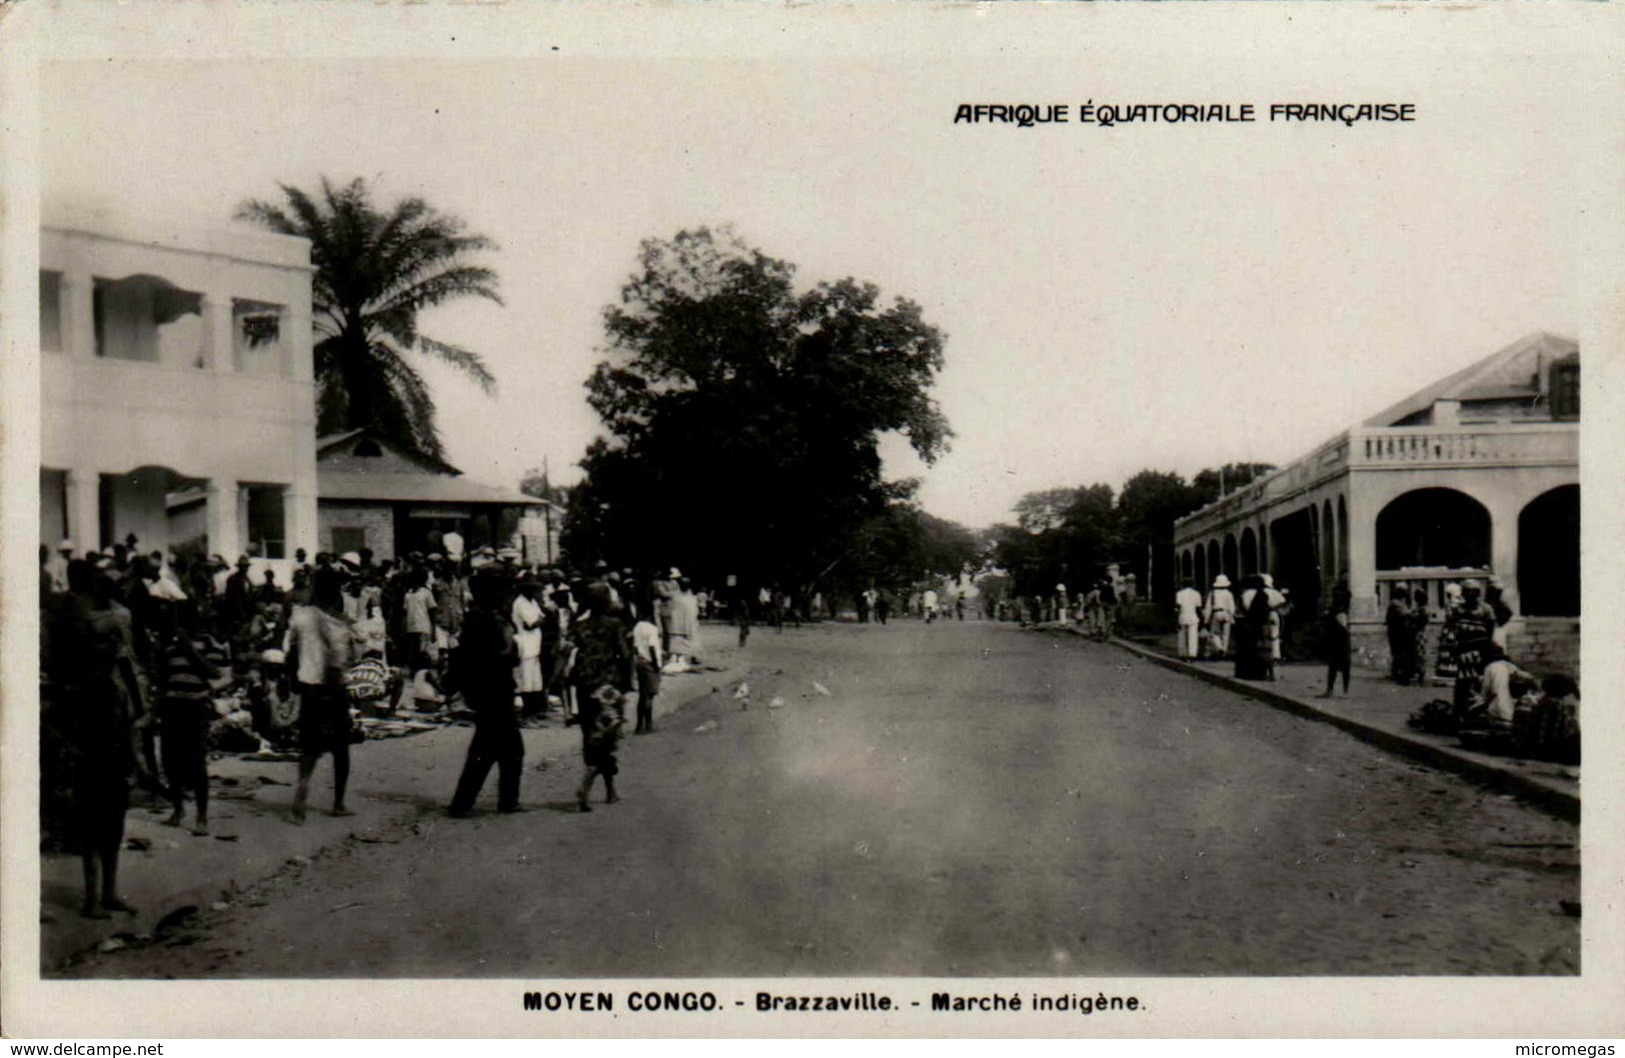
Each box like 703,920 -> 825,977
68,620 -> 1578,978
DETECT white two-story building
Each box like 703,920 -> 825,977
1172,332 -> 1580,675
39,207 -> 318,577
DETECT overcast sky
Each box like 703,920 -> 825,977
41,49 -> 1582,529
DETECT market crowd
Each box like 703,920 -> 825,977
38,533 -> 743,921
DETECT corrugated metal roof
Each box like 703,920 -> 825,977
318,469 -> 541,506
1362,332 -> 1576,428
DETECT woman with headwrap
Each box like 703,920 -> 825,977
1386,584 -> 1416,685
565,583 -> 634,811
1233,576 -> 1273,681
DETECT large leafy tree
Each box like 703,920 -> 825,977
568,227 -> 952,590
991,462 -> 1280,603
236,177 -> 502,459
991,482 -> 1119,596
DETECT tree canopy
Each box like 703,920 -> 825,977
989,462 -> 1276,601
564,227 -> 953,591
236,177 -> 502,460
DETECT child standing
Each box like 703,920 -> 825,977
632,610 -> 663,734
157,608 -> 223,835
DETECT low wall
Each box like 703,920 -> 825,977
1349,617 -> 1580,681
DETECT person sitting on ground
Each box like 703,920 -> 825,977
1511,673 -> 1579,764
1470,643 -> 1534,731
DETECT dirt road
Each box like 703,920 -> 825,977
69,620 -> 1579,978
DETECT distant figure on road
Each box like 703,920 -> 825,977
954,595 -> 965,621
1095,578 -> 1118,640
1173,580 -> 1203,659
727,575 -> 752,647
875,591 -> 890,625
922,588 -> 939,623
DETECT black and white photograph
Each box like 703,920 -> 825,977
2,0 -> 1622,1040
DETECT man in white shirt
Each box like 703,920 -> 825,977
286,569 -> 356,824
1204,575 -> 1236,657
1174,580 -> 1204,659
922,588 -> 939,623
632,614 -> 664,734
1477,645 -> 1532,728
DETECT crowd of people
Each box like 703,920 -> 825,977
989,568 -> 1140,639
1168,567 -> 1579,763
38,532 -> 761,920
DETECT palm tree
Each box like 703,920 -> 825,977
236,177 -> 502,460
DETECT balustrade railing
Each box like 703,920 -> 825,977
1174,422 -> 1577,538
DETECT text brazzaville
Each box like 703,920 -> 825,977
951,102 -> 1417,128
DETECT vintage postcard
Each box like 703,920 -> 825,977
2,0 -> 1622,1040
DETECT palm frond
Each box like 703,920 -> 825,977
235,176 -> 503,459
417,336 -> 497,394
373,265 -> 503,319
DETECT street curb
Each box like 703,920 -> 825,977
1083,632 -> 1578,823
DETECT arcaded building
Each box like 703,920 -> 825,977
38,207 -> 319,577
1172,332 -> 1579,674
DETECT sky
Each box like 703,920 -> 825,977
40,48 -> 1584,530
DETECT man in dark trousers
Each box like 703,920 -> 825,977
448,571 -> 524,816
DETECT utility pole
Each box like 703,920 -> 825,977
543,455 -> 554,566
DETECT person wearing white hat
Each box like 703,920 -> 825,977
1260,574 -> 1287,662
1203,574 -> 1236,658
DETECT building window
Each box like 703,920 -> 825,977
1548,356 -> 1579,421
245,484 -> 287,559
93,275 -> 204,366
331,526 -> 367,555
233,299 -> 287,377
40,272 -> 63,352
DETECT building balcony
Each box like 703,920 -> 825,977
1347,422 -> 1577,470
1175,421 -> 1578,541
